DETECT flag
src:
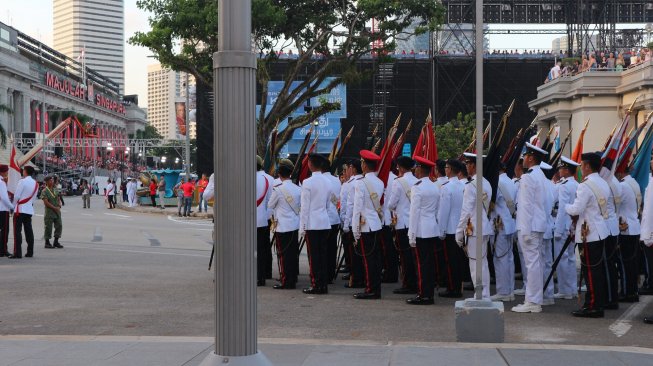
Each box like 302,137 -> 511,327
412,124 -> 426,159
7,145 -> 22,195
571,120 -> 590,181
601,115 -> 630,172
298,137 -> 318,184
631,125 -> 653,197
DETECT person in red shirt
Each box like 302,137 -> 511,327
196,174 -> 209,212
149,178 -> 157,207
181,179 -> 195,217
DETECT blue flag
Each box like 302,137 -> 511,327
631,129 -> 653,197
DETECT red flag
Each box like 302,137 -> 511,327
412,124 -> 426,159
298,142 -> 317,184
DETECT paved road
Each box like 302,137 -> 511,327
1,196 -> 653,348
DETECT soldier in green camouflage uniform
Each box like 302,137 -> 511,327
41,176 -> 63,249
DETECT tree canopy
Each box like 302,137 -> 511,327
434,112 -> 476,160
130,0 -> 444,156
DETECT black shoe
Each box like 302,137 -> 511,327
353,292 -> 381,299
571,308 -> 604,318
619,295 -> 639,303
339,266 -> 350,274
605,302 -> 619,310
257,280 -> 265,287
342,274 -> 351,281
638,288 -> 653,295
644,316 -> 653,324
393,287 -> 417,295
406,296 -> 434,305
53,239 -> 63,249
25,253 -> 33,258
439,290 -> 464,298
8,254 -> 21,259
344,283 -> 365,289
273,283 -> 296,290
303,286 -> 328,295
45,240 -> 53,249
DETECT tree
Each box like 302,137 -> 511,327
134,125 -> 163,140
434,112 -> 476,159
130,0 -> 444,156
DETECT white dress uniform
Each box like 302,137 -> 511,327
256,171 -> 272,228
202,173 -> 215,201
541,174 -> 556,303
343,174 -> 362,231
340,176 -> 355,227
388,172 -> 418,230
641,173 -> 653,246
325,173 -> 341,226
491,173 -> 517,298
553,175 -> 579,297
408,175 -> 440,299
12,175 -> 39,257
515,163 -> 550,307
299,171 -> 332,290
438,176 -> 465,238
382,171 -> 397,227
269,178 -> 301,287
618,174 -> 642,298
512,175 -> 529,293
455,174 -> 493,299
601,170 -> 623,305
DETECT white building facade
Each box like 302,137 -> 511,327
53,0 -> 125,93
147,64 -> 181,140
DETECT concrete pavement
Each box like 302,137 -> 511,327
1,336 -> 653,366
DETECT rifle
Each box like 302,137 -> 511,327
543,234 -> 574,290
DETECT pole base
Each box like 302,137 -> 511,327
198,351 -> 273,366
454,299 -> 505,343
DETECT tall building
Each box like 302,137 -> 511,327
147,63 -> 180,140
53,0 -> 125,93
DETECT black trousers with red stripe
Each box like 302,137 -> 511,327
0,211 -> 9,256
306,229 -> 330,288
326,224 -> 340,282
380,225 -> 399,282
359,230 -> 383,295
346,229 -> 365,286
581,240 -> 607,311
13,213 -> 34,257
395,228 -> 417,290
444,234 -> 463,294
603,235 -> 619,305
619,235 -> 639,297
274,230 -> 299,286
415,237 -> 436,299
434,238 -> 447,288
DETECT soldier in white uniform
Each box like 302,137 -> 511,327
352,150 -> 384,299
380,169 -> 399,283
339,162 -> 354,276
540,162 -> 557,306
256,156 -> 272,286
406,156 -> 440,305
343,160 -> 365,288
10,166 -> 39,259
553,157 -> 580,300
641,161 -> 653,324
513,158 -> 529,296
565,152 -> 610,318
437,159 -> 466,298
432,160 -> 449,288
600,163 -> 623,310
490,163 -> 517,302
387,156 -> 418,294
320,157 -> 342,283
299,154 -> 332,294
616,166 -> 641,302
512,143 -> 550,313
456,153 -> 493,300
0,165 -> 12,257
269,159 -> 301,289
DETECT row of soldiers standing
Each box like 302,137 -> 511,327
254,143 -> 653,320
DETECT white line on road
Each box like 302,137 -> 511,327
66,245 -> 207,258
166,215 -> 213,226
81,213 -> 93,216
34,214 -> 43,217
104,213 -> 131,218
609,296 -> 653,337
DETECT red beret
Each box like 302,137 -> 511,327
414,156 -> 435,168
0,165 -> 8,173
359,150 -> 381,162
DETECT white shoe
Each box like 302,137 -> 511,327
514,288 -> 526,296
511,302 -> 542,313
554,293 -> 574,300
490,293 -> 515,302
542,298 -> 555,306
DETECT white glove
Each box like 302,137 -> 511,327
353,232 -> 361,241
455,232 -> 464,246
343,226 -> 350,233
409,240 -> 416,248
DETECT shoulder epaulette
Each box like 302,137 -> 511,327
581,178 -> 588,183
394,176 -> 399,180
414,180 -> 422,185
466,181 -> 472,185
274,183 -> 282,188
525,169 -> 532,174
619,178 -> 625,182
515,178 -> 521,183
561,180 -> 568,184
442,181 -> 449,186
356,177 -> 363,180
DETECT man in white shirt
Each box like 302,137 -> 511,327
641,163 -> 653,324
565,152 -> 610,318
269,159 -> 301,289
380,169 -> 399,284
0,165 -> 13,257
406,156 -> 440,305
553,157 -> 580,300
343,160 -> 365,289
437,159 -> 466,298
10,166 -> 38,259
433,160 -> 448,288
490,163 -> 517,302
256,156 -> 272,287
512,143 -> 551,313
387,156 -> 418,294
352,150 -> 384,299
600,165 -> 623,310
127,178 -> 138,207
300,154 -> 332,294
320,157 -> 342,283
616,166 -> 641,302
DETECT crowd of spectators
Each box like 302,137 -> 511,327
544,48 -> 653,83
40,154 -> 146,180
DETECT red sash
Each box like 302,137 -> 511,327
16,182 -> 38,214
256,177 -> 269,207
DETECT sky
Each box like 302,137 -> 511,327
2,0 -> 154,106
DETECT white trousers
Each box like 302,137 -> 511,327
468,235 -> 491,299
493,233 -> 514,296
518,231 -> 544,305
554,236 -> 577,296
128,192 -> 137,207
541,237 -> 555,300
517,237 -> 528,290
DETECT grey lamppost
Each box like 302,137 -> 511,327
198,0 -> 272,365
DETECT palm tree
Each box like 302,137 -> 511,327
0,104 -> 11,148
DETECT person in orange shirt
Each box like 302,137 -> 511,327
181,179 -> 195,217
196,173 -> 209,212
